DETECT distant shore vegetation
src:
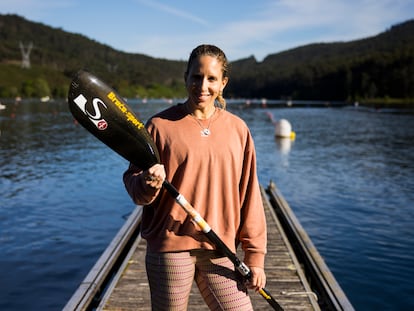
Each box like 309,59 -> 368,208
1,14 -> 413,109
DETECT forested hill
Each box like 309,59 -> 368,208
229,19 -> 414,101
0,14 -> 413,101
0,14 -> 187,98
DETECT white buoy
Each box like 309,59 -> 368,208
275,119 -> 295,139
40,96 -> 50,102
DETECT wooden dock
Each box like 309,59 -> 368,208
63,182 -> 353,311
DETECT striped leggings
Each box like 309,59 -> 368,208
146,250 -> 253,311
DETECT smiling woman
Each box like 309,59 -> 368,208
66,62 -> 282,309
122,44 -> 276,310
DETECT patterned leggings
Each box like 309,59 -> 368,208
146,250 -> 253,311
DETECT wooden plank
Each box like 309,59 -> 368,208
267,182 -> 354,311
257,186 -> 320,311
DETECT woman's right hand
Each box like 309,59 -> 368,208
143,164 -> 166,189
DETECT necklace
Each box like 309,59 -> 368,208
188,107 -> 216,137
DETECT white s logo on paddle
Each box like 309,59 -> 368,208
73,94 -> 108,130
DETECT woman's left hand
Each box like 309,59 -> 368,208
246,266 -> 266,291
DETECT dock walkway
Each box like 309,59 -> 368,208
96,187 -> 319,310
64,182 -> 354,310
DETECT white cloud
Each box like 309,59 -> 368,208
133,0 -> 208,26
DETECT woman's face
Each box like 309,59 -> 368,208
185,55 -> 228,109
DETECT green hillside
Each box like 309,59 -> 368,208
228,20 -> 414,102
1,14 -> 413,103
0,14 -> 186,99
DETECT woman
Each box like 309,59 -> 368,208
123,44 -> 267,310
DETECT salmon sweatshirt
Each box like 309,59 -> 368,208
123,104 -> 267,268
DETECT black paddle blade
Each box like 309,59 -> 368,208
68,70 -> 160,170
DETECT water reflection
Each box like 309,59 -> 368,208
275,137 -> 293,155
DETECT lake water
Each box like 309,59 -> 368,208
1,100 -> 413,310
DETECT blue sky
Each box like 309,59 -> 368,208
1,0 -> 413,61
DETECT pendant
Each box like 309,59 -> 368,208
201,129 -> 210,137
